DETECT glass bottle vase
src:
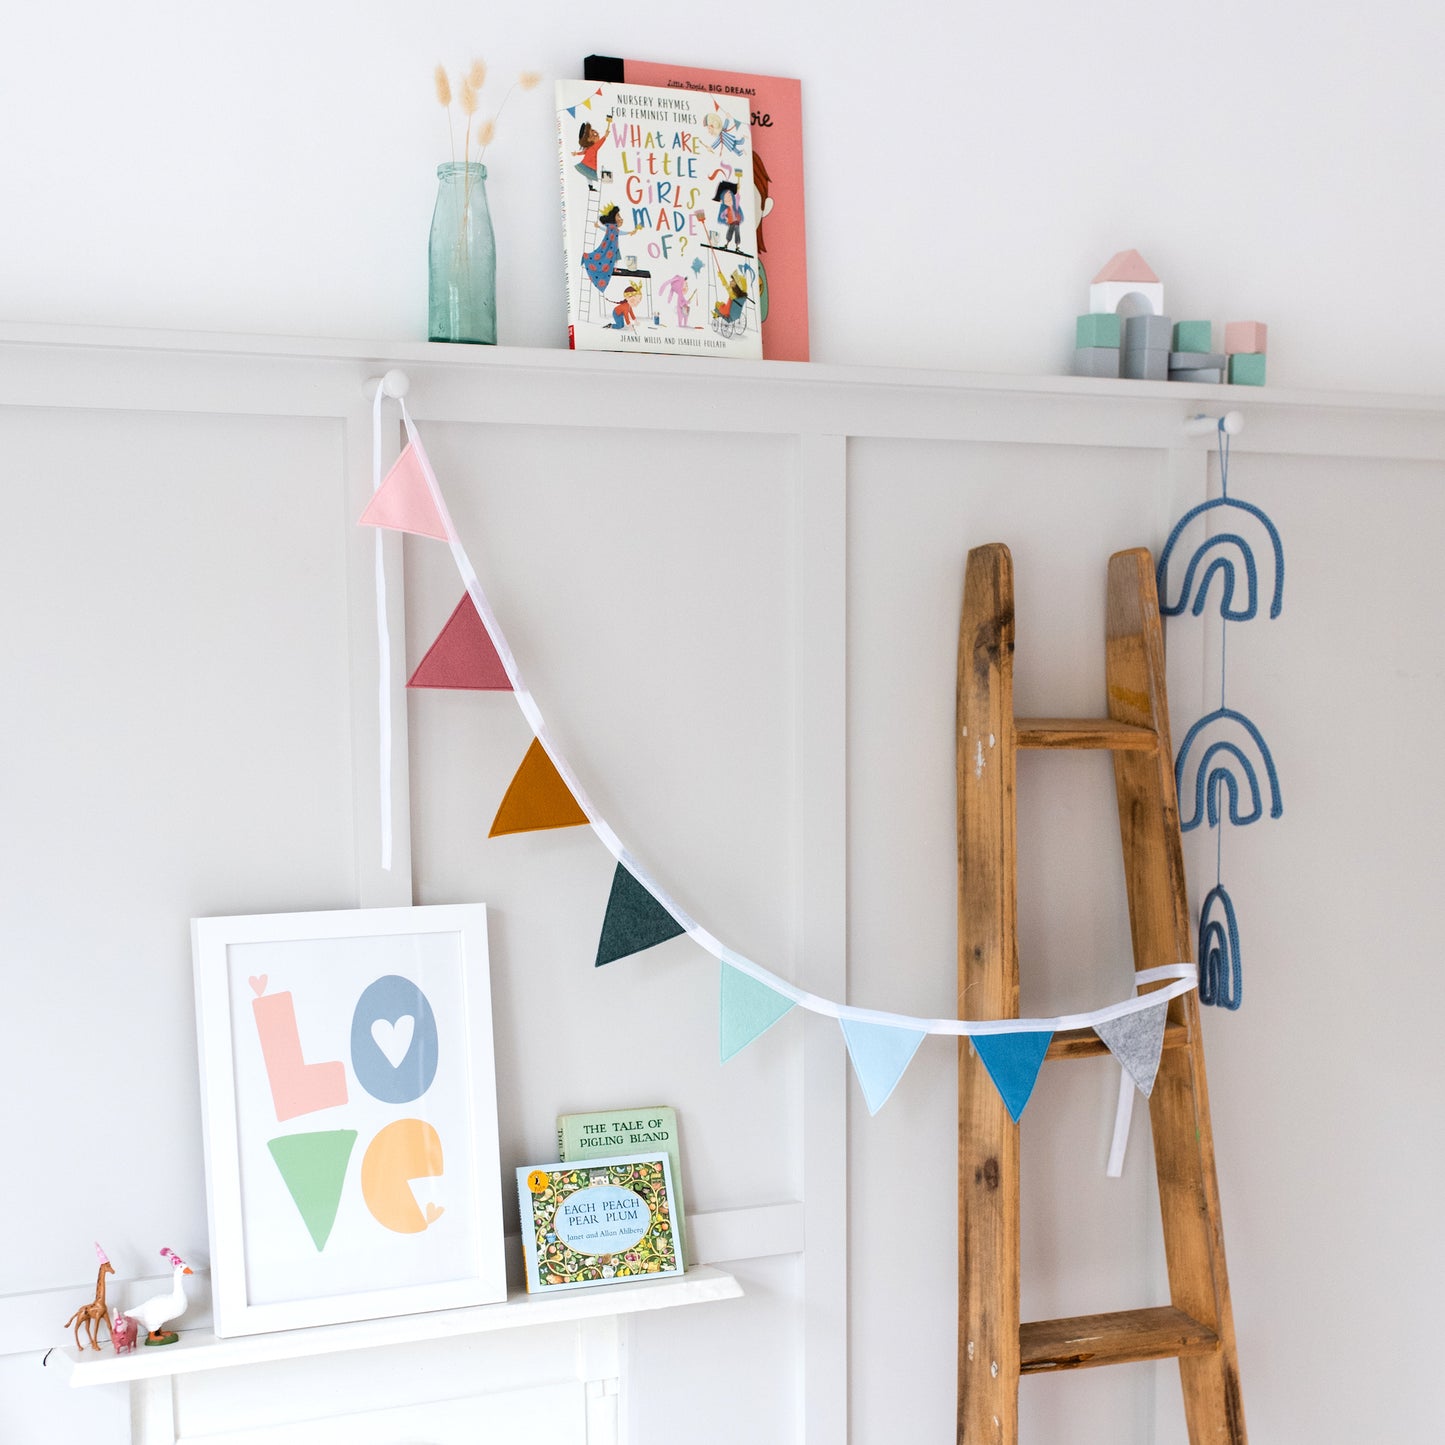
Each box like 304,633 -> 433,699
428,162 -> 497,345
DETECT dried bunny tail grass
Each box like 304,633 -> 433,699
433,64 -> 452,107
467,58 -> 487,91
517,71 -> 541,91
475,118 -> 497,149
459,77 -> 481,116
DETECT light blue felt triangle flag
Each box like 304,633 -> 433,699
840,1018 -> 927,1115
972,1030 -> 1054,1122
719,963 -> 795,1063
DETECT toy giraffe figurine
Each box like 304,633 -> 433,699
64,1243 -> 115,1352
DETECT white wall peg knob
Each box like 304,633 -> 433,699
363,369 -> 411,400
1182,410 -> 1244,438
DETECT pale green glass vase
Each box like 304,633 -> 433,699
428,162 -> 497,345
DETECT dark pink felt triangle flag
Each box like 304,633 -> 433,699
407,593 -> 512,691
357,443 -> 449,540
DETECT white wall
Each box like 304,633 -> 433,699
3,2 -> 1444,392
4,4 -> 1445,1443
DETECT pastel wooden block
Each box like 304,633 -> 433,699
1169,352 -> 1225,370
1121,348 -> 1168,381
1076,313 -> 1121,348
1172,320 -> 1212,352
1228,353 -> 1267,386
1169,367 -> 1225,385
1090,280 -> 1165,317
1224,321 -> 1267,354
1123,314 -> 1173,352
1074,346 -> 1121,378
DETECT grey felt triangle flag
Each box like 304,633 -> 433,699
1094,1002 -> 1169,1098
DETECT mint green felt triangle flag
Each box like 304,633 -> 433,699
267,1130 -> 358,1251
840,1018 -> 927,1115
595,862 -> 686,966
719,963 -> 795,1062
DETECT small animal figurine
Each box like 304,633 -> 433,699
130,1247 -> 193,1347
63,1242 -> 115,1352
111,1310 -> 139,1355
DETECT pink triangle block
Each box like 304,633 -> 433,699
1092,249 -> 1159,284
407,593 -> 512,691
357,443 -> 449,541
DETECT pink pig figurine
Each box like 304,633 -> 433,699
111,1311 -> 139,1355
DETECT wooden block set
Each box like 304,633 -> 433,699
1073,250 -> 1267,385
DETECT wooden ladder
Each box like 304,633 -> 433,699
956,543 -> 1246,1443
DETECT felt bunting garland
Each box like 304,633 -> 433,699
971,1031 -> 1054,1123
719,963 -> 795,1062
362,392 -> 1203,1134
358,443 -> 450,541
840,1019 -> 927,1115
408,593 -> 512,690
1094,1001 -> 1168,1099
596,862 -> 686,966
490,738 -> 589,836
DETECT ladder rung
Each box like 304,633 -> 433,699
1046,1018 -> 1189,1061
1019,1306 -> 1219,1374
1015,717 -> 1158,751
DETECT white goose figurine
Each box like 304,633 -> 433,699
127,1248 -> 193,1346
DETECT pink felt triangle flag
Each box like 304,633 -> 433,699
407,593 -> 512,691
357,443 -> 449,541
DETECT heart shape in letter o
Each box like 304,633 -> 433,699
371,1015 -> 416,1069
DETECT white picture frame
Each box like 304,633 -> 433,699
192,904 -> 506,1337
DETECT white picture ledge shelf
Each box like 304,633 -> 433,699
57,1265 -> 741,1387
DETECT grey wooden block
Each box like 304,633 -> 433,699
1169,351 -> 1226,370
1123,314 -> 1173,352
1169,367 -> 1225,384
1121,348 -> 1169,380
1074,346 -> 1121,378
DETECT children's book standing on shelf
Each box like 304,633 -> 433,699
556,79 -> 762,359
516,1153 -> 683,1293
558,1105 -> 687,1262
584,55 -> 808,362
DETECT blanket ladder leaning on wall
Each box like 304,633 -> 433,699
956,544 -> 1246,1442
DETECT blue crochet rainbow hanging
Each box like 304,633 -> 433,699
1157,424 -> 1285,1009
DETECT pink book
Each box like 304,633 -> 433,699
585,55 -> 808,362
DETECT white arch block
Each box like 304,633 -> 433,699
1090,280 -> 1165,317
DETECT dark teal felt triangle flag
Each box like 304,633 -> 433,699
595,862 -> 686,966
972,1030 -> 1054,1122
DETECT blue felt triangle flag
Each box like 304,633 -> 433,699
719,963 -> 795,1062
972,1030 -> 1054,1122
840,1018 -> 927,1115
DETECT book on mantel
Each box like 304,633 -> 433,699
556,79 -> 761,359
557,1105 -> 687,1263
585,54 -> 808,361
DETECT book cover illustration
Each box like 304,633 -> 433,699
585,55 -> 808,362
557,1106 -> 687,1262
556,79 -> 761,358
517,1152 -> 682,1293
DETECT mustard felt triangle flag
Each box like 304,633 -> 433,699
719,963 -> 795,1062
595,863 -> 686,966
489,738 -> 590,836
357,442 -> 449,540
407,593 -> 512,691
840,1018 -> 926,1115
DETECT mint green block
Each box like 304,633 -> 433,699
1228,352 -> 1266,386
1173,320 -> 1212,352
1076,313 -> 1121,348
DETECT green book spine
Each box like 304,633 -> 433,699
556,1106 -> 687,1263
